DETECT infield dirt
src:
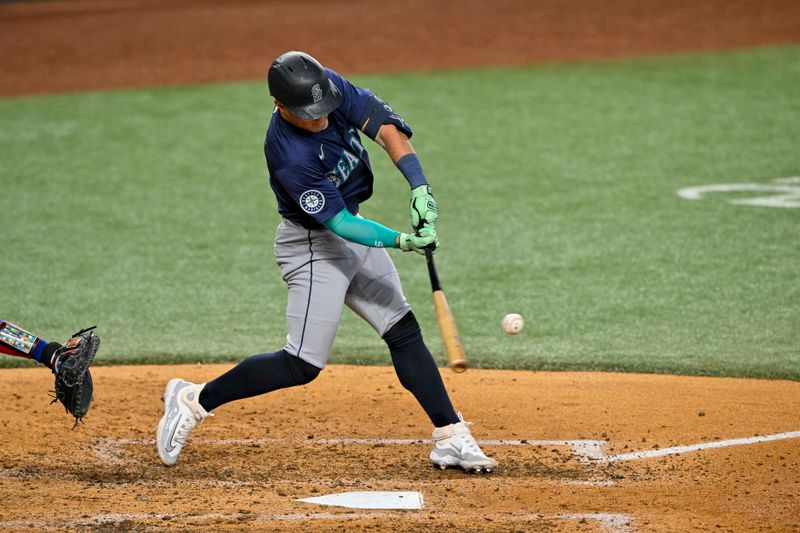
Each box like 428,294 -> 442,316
1,365 -> 799,531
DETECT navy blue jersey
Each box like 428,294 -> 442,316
265,69 -> 405,229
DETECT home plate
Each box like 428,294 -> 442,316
297,491 -> 424,510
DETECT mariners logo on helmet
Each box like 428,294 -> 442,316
268,51 -> 342,120
299,190 -> 325,214
311,83 -> 323,103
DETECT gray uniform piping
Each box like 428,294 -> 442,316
296,230 -> 314,358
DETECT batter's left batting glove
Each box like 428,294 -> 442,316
409,185 -> 438,232
398,225 -> 438,255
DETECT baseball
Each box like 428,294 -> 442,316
501,313 -> 524,335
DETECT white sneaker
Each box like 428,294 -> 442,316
156,378 -> 212,466
430,412 -> 498,473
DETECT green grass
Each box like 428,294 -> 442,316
1,45 -> 799,379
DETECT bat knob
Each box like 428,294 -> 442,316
449,359 -> 468,373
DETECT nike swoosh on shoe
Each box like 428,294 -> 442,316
164,411 -> 181,452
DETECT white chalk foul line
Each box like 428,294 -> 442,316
603,431 -> 800,463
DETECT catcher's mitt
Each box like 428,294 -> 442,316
50,326 -> 100,427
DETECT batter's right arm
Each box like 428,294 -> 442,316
323,209 -> 436,254
357,93 -> 439,234
373,124 -> 414,164
374,125 -> 439,233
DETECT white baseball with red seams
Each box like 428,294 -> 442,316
501,313 -> 524,335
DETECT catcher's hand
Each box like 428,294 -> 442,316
51,326 -> 100,427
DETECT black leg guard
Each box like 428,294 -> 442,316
384,311 -> 459,427
199,349 -> 321,412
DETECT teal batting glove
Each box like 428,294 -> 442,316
397,225 -> 438,255
409,185 -> 438,231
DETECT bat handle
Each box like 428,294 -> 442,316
417,218 -> 441,291
424,247 -> 441,292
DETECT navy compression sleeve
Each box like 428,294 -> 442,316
396,153 -> 428,189
323,209 -> 401,248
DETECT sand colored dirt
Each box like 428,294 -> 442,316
0,365 -> 799,531
2,0 -> 800,97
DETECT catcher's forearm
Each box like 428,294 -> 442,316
0,320 -> 42,358
0,320 -> 62,366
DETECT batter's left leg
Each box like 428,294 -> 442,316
383,310 -> 459,427
344,249 -> 458,428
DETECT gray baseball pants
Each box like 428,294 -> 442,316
275,218 -> 411,368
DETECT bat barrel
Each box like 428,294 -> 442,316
432,290 -> 468,373
423,246 -> 468,373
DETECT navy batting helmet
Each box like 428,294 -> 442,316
268,51 -> 342,120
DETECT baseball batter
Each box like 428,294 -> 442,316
156,51 -> 496,473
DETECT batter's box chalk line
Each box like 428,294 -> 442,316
291,493 -> 635,531
91,437 -> 604,464
92,430 -> 800,464
0,511 -> 636,532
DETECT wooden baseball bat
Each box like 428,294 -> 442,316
424,247 -> 468,373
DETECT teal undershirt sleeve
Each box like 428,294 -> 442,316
323,209 -> 401,248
